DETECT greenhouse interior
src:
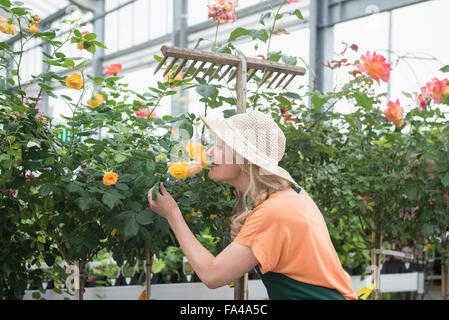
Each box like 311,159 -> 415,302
1,0 -> 448,302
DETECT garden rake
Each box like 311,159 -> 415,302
153,45 -> 307,300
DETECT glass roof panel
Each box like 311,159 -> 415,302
21,0 -> 70,20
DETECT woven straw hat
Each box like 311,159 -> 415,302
199,110 -> 298,187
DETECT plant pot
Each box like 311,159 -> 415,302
151,272 -> 161,284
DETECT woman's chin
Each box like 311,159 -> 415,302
207,168 -> 220,181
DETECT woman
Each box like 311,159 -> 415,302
148,110 -> 357,300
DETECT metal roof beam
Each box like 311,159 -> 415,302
325,0 -> 430,27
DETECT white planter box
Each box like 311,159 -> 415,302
23,280 -> 269,300
23,272 -> 425,300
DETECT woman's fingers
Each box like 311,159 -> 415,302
160,182 -> 167,195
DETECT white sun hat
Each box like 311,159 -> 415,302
199,110 -> 298,187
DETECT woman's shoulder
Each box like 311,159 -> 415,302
249,195 -> 299,219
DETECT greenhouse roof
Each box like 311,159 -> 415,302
21,0 -> 71,20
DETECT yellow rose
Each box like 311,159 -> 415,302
65,73 -> 83,90
168,162 -> 189,179
77,39 -> 85,50
0,20 -> 17,35
186,161 -> 203,177
87,93 -> 105,108
186,142 -> 205,161
185,210 -> 198,220
200,149 -> 208,168
103,172 -> 119,185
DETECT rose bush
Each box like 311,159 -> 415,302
1,0 -> 448,301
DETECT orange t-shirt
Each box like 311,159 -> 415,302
234,187 -> 357,300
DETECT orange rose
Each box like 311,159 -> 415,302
105,64 -> 122,76
87,93 -> 105,108
28,24 -> 38,35
164,69 -> 184,88
103,172 -> 119,185
170,129 -> 178,138
65,73 -> 83,90
77,31 -> 90,50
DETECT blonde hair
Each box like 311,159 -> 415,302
231,162 -> 295,233
217,139 -> 295,232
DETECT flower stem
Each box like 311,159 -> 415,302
266,4 -> 283,59
213,24 -> 219,49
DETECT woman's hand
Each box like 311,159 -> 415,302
148,182 -> 181,221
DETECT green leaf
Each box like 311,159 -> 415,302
294,9 -> 304,20
283,92 -> 301,100
259,12 -> 271,25
402,91 -> 413,99
152,184 -> 160,201
406,184 -> 418,200
62,59 -> 75,68
179,120 -> 193,139
311,92 -> 327,108
66,182 -> 83,193
84,33 -> 97,40
102,192 -> 118,210
223,109 -> 236,118
39,184 -> 54,197
441,172 -> 449,187
86,45 -> 96,55
196,84 -> 218,98
114,153 -> 127,163
145,159 -> 156,174
440,65 -> 449,73
152,259 -> 166,273
11,7 -> 27,15
32,292 -> 41,300
250,29 -> 268,43
123,217 -> 139,238
154,54 -> 162,62
268,51 -> 282,62
115,183 -> 129,191
422,224 -> 435,238
228,27 -> 251,42
0,0 -> 11,7
354,92 -> 373,109
76,197 -> 92,211
43,59 -> 61,67
281,54 -> 297,65
93,41 -> 107,49
136,209 -> 154,225
38,83 -> 53,91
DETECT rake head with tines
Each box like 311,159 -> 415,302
154,45 -> 306,91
